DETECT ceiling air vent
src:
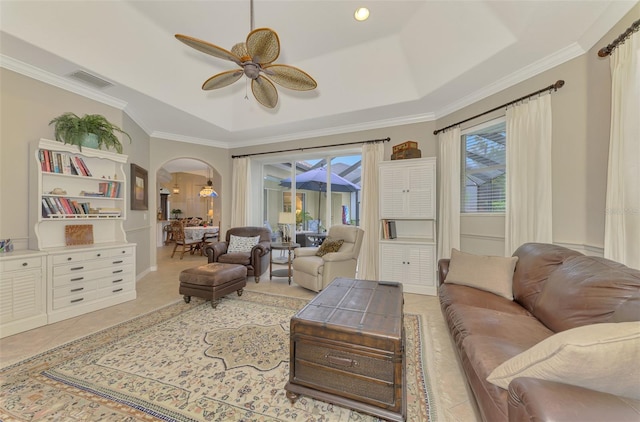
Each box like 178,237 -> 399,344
67,70 -> 113,89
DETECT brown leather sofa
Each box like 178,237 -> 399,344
438,243 -> 640,422
205,226 -> 271,282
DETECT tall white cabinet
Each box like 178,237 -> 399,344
379,158 -> 437,295
28,138 -> 136,325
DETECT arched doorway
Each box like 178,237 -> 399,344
156,158 -> 221,252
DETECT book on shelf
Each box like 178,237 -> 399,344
38,149 -> 92,176
381,219 -> 397,239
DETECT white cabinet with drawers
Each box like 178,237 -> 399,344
47,244 -> 136,323
0,251 -> 47,338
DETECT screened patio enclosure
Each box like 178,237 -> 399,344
263,155 -> 361,241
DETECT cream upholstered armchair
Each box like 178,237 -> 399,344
292,225 -> 364,292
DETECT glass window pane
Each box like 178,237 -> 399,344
461,120 -> 506,213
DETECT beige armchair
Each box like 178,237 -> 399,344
292,225 -> 364,292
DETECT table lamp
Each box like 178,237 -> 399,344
278,212 -> 295,243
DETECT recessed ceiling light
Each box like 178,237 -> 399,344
354,7 -> 370,22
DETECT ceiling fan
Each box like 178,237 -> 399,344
175,0 -> 317,109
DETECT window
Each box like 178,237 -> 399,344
461,119 -> 506,213
261,152 -> 361,235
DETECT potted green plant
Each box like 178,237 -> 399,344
171,208 -> 182,219
49,112 -> 132,153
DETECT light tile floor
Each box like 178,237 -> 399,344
0,245 -> 479,422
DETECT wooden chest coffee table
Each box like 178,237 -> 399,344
285,277 -> 406,421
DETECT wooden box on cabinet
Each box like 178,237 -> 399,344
0,251 -> 47,338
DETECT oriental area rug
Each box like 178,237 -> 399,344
0,292 -> 432,421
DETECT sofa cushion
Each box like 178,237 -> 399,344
533,256 -> 640,332
315,238 -> 344,257
227,234 -> 260,253
445,303 -> 553,351
444,249 -> 519,300
487,321 -> 640,400
439,283 -> 533,317
511,243 -> 583,314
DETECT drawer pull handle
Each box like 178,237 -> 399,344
112,260 -> 124,264
97,253 -> 101,257
67,257 -> 72,261
22,262 -> 28,267
71,298 -> 84,303
70,266 -> 84,271
113,269 -> 123,274
121,250 -> 126,254
325,354 -> 359,367
112,279 -> 123,283
71,287 -> 84,292
113,288 -> 123,293
70,277 -> 84,282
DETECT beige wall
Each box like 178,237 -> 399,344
1,4 -> 636,271
431,3 -> 639,255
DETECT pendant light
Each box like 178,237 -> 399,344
172,173 -> 180,194
199,168 -> 218,198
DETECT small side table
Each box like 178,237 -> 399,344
270,242 -> 300,285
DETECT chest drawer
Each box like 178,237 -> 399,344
0,257 -> 43,272
295,339 -> 395,382
52,280 -> 97,299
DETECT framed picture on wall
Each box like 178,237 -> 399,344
131,163 -> 148,210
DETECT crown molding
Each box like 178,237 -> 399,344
0,55 -> 128,110
229,112 -> 437,149
150,131 -> 230,149
435,42 -> 585,120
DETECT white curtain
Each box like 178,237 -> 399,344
230,157 -> 250,228
437,127 -> 461,261
358,142 -> 384,280
505,94 -> 553,256
604,30 -> 640,269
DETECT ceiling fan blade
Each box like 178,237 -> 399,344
231,42 -> 250,61
246,28 -> 280,65
202,70 -> 243,90
175,34 -> 241,65
263,64 -> 317,91
252,76 -> 278,108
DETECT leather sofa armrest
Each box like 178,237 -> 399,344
252,241 -> 270,257
508,377 -> 640,422
207,241 -> 228,263
438,259 -> 450,285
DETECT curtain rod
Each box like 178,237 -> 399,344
433,80 -> 565,136
231,137 -> 390,158
598,19 -> 640,57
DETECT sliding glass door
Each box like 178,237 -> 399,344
261,150 -> 361,243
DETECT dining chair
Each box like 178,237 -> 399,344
170,220 -> 201,259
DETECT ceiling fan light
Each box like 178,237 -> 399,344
354,7 -> 370,21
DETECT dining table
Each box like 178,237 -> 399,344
183,226 -> 219,241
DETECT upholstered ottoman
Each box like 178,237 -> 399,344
179,263 -> 247,308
